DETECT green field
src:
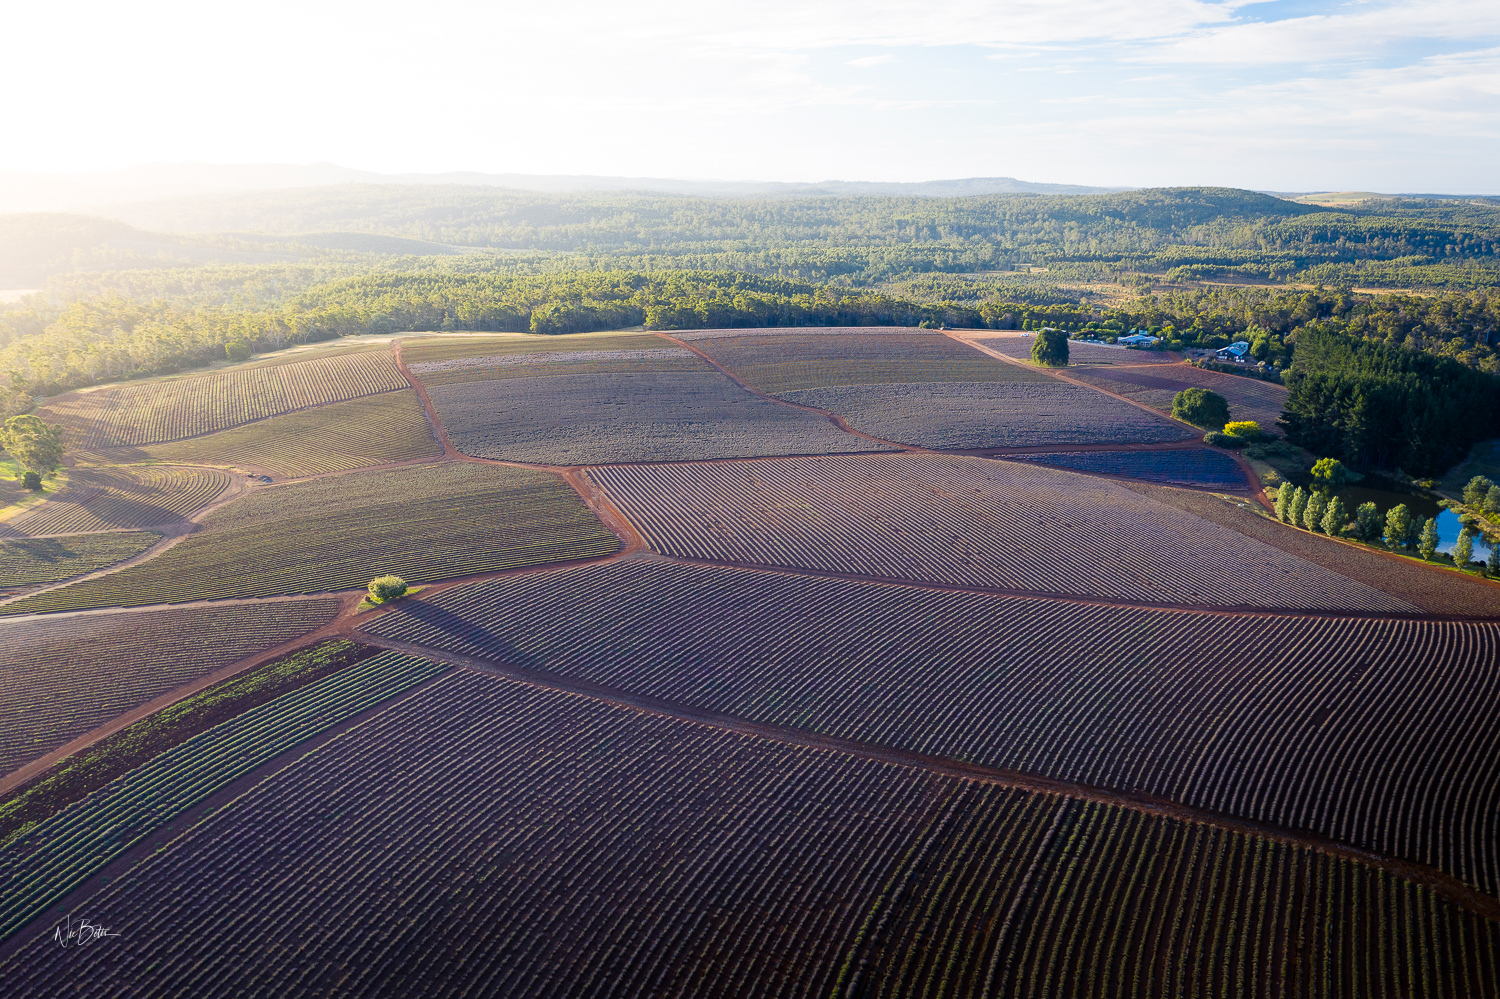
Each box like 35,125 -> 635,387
109,390 -> 443,477
0,462 -> 618,614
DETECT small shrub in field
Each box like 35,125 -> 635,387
367,576 -> 408,603
1172,389 -> 1230,429
1418,518 -> 1440,561
1203,431 -> 1247,449
1355,501 -> 1382,541
1223,421 -> 1261,439
1321,496 -> 1349,537
22,471 -> 42,491
1303,492 -> 1328,533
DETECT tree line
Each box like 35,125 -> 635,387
1280,323 -> 1500,474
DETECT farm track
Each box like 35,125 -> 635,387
358,632 -> 1500,925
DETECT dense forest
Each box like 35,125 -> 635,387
2,185 -> 1499,465
1281,324 -> 1500,474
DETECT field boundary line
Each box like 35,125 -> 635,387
644,552 -> 1468,621
0,592 -> 361,797
655,332 -> 926,450
358,633 -> 1500,925
392,339 -> 458,457
0,661 -> 456,958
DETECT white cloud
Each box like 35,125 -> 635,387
848,55 -> 898,67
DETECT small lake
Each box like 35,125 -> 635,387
1331,486 -> 1491,558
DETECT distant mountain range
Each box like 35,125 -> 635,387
0,163 -> 1129,212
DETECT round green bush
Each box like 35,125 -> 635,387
1171,388 -> 1231,429
1030,329 -> 1069,367
21,470 -> 42,491
367,575 -> 409,602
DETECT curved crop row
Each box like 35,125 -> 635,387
38,350 -> 408,449
854,791 -> 1499,999
363,558 -> 1500,896
1,466 -> 229,538
587,453 -> 1408,611
1000,447 -> 1250,489
0,532 -> 160,593
0,650 -> 446,942
0,463 -> 619,615
2,667 -> 1491,997
0,597 -> 341,777
123,390 -> 443,478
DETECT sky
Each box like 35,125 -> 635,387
4,0 -> 1499,191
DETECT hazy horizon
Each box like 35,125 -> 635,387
4,1 -> 1498,193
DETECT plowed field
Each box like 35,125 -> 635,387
5,666 -> 1489,997
0,597 -> 340,775
363,558 -> 1500,896
588,453 -> 1408,610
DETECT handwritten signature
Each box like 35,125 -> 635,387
53,915 -> 119,948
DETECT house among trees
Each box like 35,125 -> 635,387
1216,340 -> 1251,362
1118,332 -> 1160,345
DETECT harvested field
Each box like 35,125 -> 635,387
0,532 -> 159,593
0,651 -> 445,941
775,381 -> 1197,448
100,390 -> 443,477
0,466 -> 229,538
6,666 -> 1490,997
1069,364 -> 1288,429
1124,482 -> 1500,617
588,453 -> 1409,610
1001,447 -> 1250,489
0,598 -> 340,777
0,463 -> 617,615
431,370 -> 891,465
683,330 -> 1048,394
364,558 -> 1500,895
976,334 -> 1181,364
37,350 -> 408,448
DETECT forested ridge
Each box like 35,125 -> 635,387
2,185 -> 1499,454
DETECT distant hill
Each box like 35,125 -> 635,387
0,162 -> 1126,215
0,213 -> 302,288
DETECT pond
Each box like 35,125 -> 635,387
1330,486 -> 1493,558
